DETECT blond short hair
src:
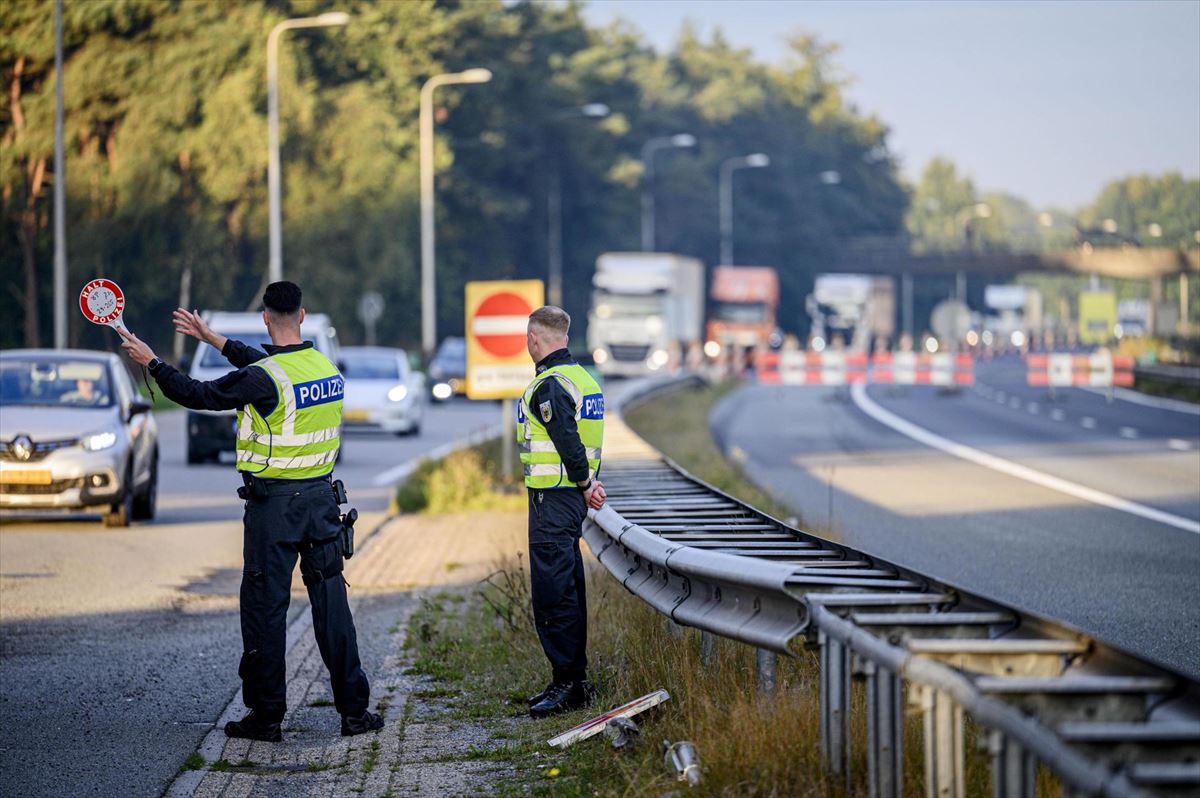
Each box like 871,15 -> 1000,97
528,305 -> 570,338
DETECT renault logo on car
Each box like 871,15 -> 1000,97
11,435 -> 34,462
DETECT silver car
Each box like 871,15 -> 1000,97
0,349 -> 159,526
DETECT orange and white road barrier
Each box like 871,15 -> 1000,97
758,351 -> 868,385
1026,352 -> 1134,388
872,352 -> 975,386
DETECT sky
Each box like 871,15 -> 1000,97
580,0 -> 1200,210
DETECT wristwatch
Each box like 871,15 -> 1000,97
147,357 -> 164,372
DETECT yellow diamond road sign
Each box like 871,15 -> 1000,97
466,280 -> 544,400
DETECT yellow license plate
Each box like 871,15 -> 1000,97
344,409 -> 370,422
0,470 -> 52,485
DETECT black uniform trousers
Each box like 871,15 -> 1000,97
239,477 -> 370,720
528,487 -> 589,684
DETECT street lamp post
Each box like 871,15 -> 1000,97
718,153 -> 770,266
419,68 -> 492,357
640,134 -> 695,251
267,11 -> 350,285
53,0 -> 66,348
955,202 -> 991,302
547,103 -> 609,307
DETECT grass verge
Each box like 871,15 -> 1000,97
623,380 -> 798,522
395,437 -> 525,514
407,564 -> 835,797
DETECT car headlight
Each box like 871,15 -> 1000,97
81,431 -> 118,451
649,349 -> 670,368
592,348 -> 609,365
387,384 -> 408,402
432,383 -> 453,400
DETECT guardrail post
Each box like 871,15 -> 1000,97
701,630 -> 717,666
989,729 -> 1035,798
918,685 -> 964,798
866,661 -> 903,798
756,648 -> 777,694
819,631 -> 851,778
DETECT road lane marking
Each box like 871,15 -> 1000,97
1027,402 -> 1039,414
1119,427 -> 1139,439
1009,397 -> 1022,409
1081,417 -> 1096,429
1169,439 -> 1192,451
1050,409 -> 1065,421
1084,386 -> 1200,416
851,383 -> 1200,535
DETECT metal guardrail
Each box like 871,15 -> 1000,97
584,376 -> 1200,798
1134,363 -> 1200,390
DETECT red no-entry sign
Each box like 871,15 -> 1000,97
465,280 -> 544,400
473,291 -> 535,358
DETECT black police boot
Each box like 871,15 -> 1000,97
527,682 -> 555,707
341,710 -> 385,737
529,678 -> 594,706
529,682 -> 589,719
224,710 -> 283,742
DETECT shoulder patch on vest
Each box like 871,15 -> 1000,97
539,400 -> 552,423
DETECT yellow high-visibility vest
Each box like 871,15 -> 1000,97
236,347 -> 343,480
516,363 -> 604,489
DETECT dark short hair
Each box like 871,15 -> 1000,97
529,305 -> 570,337
263,281 -> 302,315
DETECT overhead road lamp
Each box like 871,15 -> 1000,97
547,103 -> 610,307
266,11 -> 350,285
718,153 -> 770,266
419,67 -> 493,357
641,133 -> 696,251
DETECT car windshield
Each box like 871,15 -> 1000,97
199,333 -> 272,368
342,353 -> 402,380
0,358 -> 114,408
432,339 -> 466,368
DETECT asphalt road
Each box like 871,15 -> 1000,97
0,398 -> 499,798
714,354 -> 1200,678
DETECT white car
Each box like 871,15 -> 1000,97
0,349 -> 159,526
340,347 -> 425,436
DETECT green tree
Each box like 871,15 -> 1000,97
1078,172 -> 1200,250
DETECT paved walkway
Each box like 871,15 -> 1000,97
167,509 -> 527,798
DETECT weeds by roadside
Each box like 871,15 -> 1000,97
395,439 -> 525,514
404,559 -> 844,797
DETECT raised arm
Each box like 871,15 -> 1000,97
173,308 -> 267,368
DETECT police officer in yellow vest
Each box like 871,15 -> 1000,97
517,306 -> 607,718
119,282 -> 382,742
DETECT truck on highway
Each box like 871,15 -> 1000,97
705,266 -> 780,355
587,252 -> 704,376
983,284 -> 1043,349
806,274 -> 895,352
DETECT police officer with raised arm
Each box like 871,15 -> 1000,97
118,281 -> 383,742
518,306 -> 607,718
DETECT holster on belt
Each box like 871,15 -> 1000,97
237,472 -> 268,501
340,508 -> 358,560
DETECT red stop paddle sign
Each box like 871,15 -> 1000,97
471,291 -> 534,358
79,278 -> 129,332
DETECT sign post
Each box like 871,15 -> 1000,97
357,291 -> 385,346
465,280 -> 544,480
79,278 -> 130,333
